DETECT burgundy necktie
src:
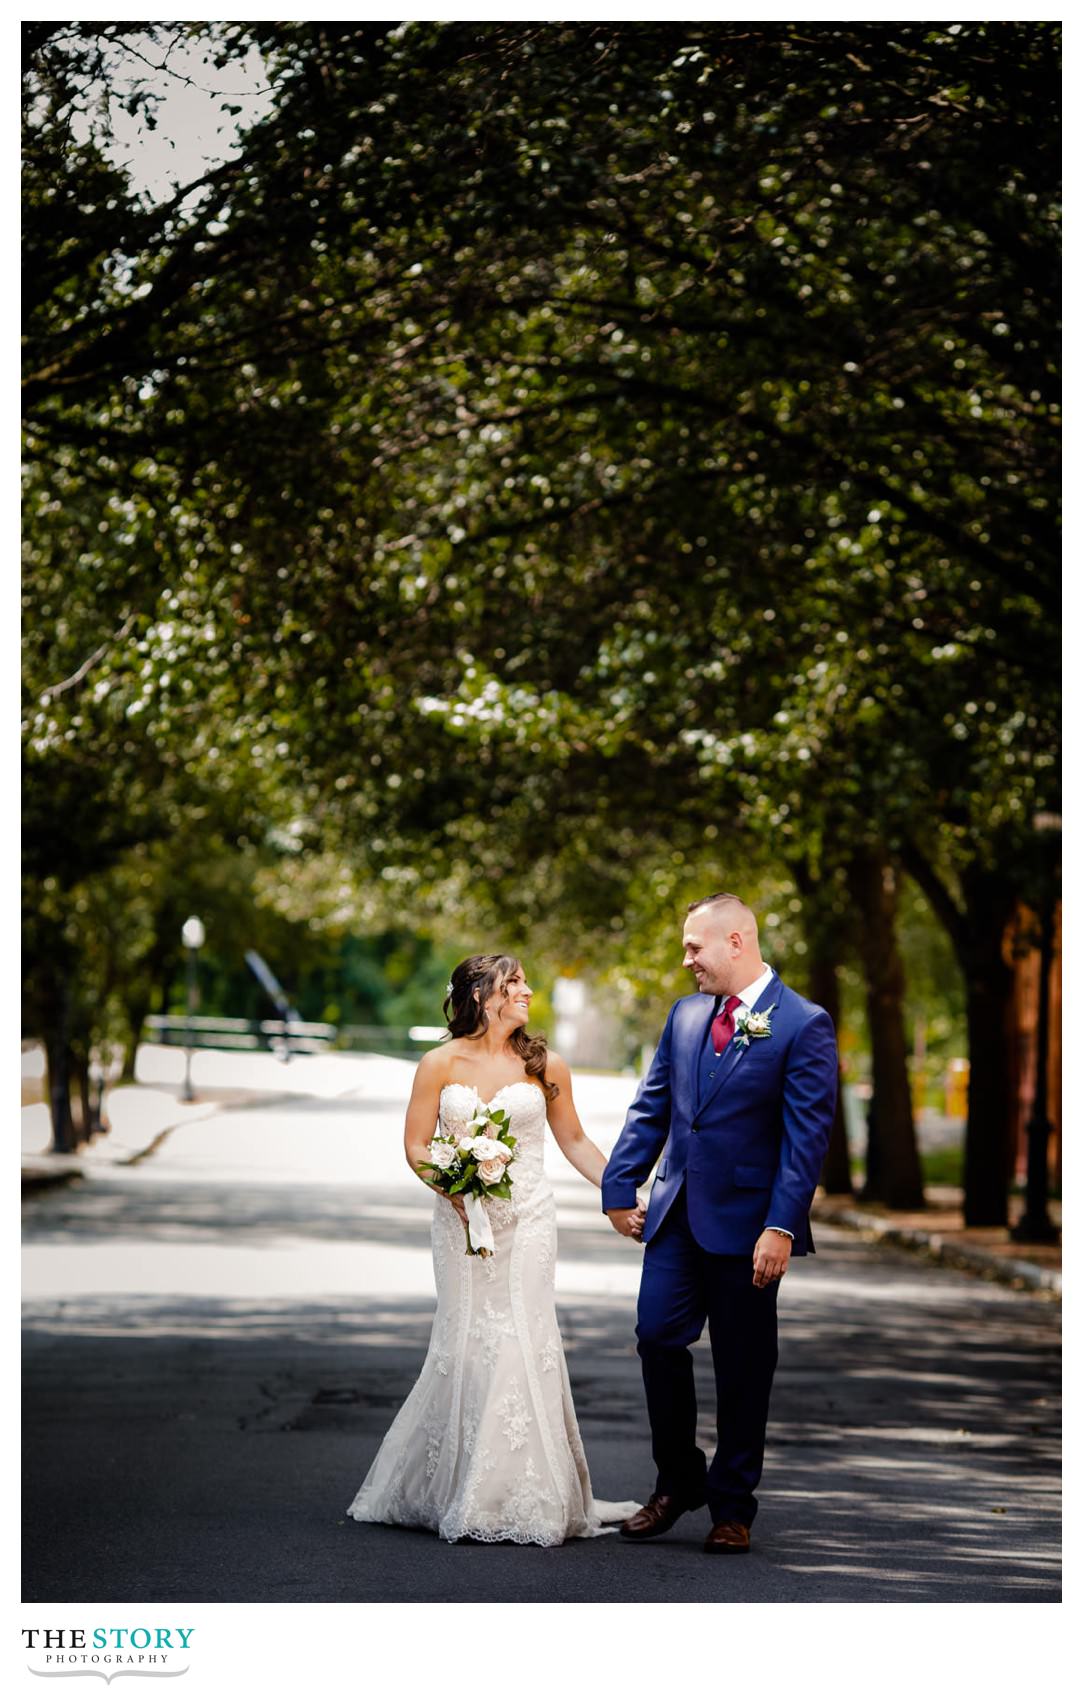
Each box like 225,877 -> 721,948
710,995 -> 742,1055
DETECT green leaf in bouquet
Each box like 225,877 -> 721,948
449,1164 -> 477,1194
484,1179 -> 513,1200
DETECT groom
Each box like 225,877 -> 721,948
603,892 -> 838,1553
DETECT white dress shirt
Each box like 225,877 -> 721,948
729,962 -> 775,1017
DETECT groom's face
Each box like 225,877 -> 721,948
682,904 -> 744,996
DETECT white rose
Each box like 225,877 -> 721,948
471,1135 -> 505,1161
428,1139 -> 457,1169
456,1134 -> 477,1154
477,1157 -> 508,1184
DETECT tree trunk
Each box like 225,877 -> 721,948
122,991 -> 152,1082
74,1048 -> 93,1144
863,1091 -> 883,1201
122,933 -> 178,1080
807,935 -> 852,1195
849,848 -> 925,1209
959,870 -> 1018,1227
45,973 -> 75,1153
901,844 -> 1028,1227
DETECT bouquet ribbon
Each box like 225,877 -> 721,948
463,1191 -> 495,1257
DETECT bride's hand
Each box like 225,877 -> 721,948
436,1187 -> 470,1231
607,1204 -> 646,1240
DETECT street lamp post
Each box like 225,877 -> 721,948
1012,815 -> 1060,1245
181,915 -> 205,1104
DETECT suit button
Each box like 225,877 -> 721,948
692,1125 -> 699,1133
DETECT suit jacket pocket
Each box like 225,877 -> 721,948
733,1164 -> 775,1188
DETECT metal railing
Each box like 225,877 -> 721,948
142,1015 -> 448,1062
143,1014 -> 337,1058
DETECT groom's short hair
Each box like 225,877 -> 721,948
686,892 -> 757,930
687,891 -> 744,915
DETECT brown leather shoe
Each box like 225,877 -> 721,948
703,1518 -> 751,1554
619,1493 -> 699,1540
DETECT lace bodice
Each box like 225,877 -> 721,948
438,1081 -> 548,1196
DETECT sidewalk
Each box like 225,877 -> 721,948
21,1044 -> 418,1191
813,1187 -> 1062,1296
21,1089 -> 222,1190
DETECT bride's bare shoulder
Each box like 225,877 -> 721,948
413,1042 -> 457,1086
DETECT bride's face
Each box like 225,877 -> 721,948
484,967 -> 533,1031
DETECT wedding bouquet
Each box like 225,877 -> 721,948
417,1100 -> 518,1257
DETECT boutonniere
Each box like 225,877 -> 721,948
733,1003 -> 776,1050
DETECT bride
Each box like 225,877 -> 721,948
346,952 -> 641,1545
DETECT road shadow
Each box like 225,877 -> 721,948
23,1268 -> 1059,1603
21,1169 -> 652,1265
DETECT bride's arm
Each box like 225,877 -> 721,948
545,1053 -> 626,1195
403,1049 -> 468,1226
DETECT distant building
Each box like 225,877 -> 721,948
552,977 -> 626,1069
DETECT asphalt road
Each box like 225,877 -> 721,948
22,1063 -> 1061,1604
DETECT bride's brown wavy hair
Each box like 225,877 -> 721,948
442,953 -> 559,1102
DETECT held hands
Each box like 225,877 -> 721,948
752,1228 -> 792,1288
606,1202 -> 647,1242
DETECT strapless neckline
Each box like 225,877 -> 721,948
440,1080 -> 545,1105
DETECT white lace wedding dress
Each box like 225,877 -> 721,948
347,1080 -> 638,1545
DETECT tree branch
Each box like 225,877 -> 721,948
39,613 -> 136,703
899,835 -> 968,949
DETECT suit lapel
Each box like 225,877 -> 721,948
695,974 -> 783,1116
683,994 -> 716,1107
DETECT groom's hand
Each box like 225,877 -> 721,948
752,1229 -> 792,1287
607,1205 -> 646,1240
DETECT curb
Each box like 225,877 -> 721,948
813,1200 -> 1062,1296
21,1156 -> 86,1194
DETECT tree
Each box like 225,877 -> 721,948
23,23 -> 1058,1218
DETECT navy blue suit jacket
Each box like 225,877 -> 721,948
601,973 -> 838,1255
